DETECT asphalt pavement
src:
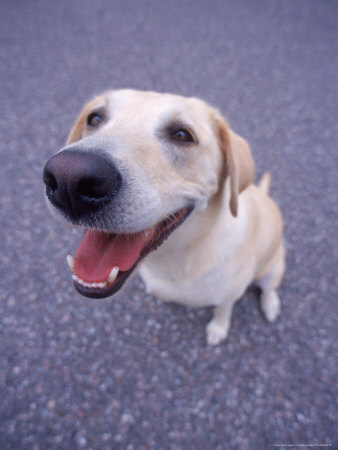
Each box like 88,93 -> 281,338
0,0 -> 337,449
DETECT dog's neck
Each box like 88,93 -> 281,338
140,185 -> 248,282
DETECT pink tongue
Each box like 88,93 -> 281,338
74,229 -> 151,282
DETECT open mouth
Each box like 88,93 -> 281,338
67,206 -> 193,299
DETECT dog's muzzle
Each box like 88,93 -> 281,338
43,147 -> 194,299
43,149 -> 122,221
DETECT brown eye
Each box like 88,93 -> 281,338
87,112 -> 103,127
171,128 -> 195,143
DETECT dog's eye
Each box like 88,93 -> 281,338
87,112 -> 104,127
171,128 -> 195,143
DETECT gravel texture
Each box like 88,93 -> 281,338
0,0 -> 337,449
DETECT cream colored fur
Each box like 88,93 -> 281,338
66,89 -> 285,345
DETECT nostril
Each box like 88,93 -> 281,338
77,177 -> 107,200
43,171 -> 58,194
77,172 -> 122,202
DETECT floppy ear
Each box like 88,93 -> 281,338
66,96 -> 103,145
218,117 -> 255,217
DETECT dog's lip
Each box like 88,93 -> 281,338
70,205 -> 194,299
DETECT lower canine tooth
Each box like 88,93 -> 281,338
108,267 -> 119,284
67,254 -> 75,272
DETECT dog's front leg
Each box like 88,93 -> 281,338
206,300 -> 237,346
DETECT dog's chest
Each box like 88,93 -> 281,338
138,258 -> 230,308
137,209 -> 250,307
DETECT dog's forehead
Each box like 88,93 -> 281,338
104,89 -> 211,126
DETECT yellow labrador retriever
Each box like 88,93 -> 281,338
43,89 -> 285,345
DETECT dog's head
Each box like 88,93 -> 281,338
43,89 -> 254,298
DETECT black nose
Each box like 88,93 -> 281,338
43,150 -> 122,220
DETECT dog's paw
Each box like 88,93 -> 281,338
206,320 -> 229,346
261,290 -> 280,322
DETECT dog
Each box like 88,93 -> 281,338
43,89 -> 285,345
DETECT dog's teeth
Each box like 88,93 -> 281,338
67,254 -> 75,272
108,267 -> 119,284
72,273 -> 107,289
144,226 -> 156,240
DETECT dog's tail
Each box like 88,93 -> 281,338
258,172 -> 271,195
